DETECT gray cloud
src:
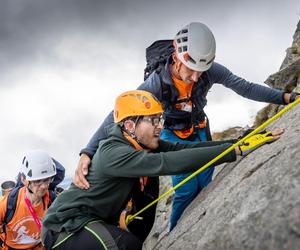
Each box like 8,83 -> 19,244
1,0 -> 248,81
0,0 -> 136,79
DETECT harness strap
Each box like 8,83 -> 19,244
84,221 -> 118,250
51,231 -> 73,249
51,221 -> 118,250
119,132 -> 148,231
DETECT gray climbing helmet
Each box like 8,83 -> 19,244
21,150 -> 56,181
174,22 -> 216,72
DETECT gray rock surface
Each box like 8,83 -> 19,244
265,20 -> 300,92
144,100 -> 300,250
256,20 -> 300,127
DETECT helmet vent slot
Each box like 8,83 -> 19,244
188,55 -> 196,64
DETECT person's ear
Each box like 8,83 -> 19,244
124,120 -> 136,133
172,53 -> 181,72
21,174 -> 28,186
172,52 -> 177,62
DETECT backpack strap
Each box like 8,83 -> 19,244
3,187 -> 21,231
161,78 -> 172,105
1,186 -> 22,247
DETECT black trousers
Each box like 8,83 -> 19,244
43,222 -> 142,250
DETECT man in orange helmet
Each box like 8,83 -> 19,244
42,90 -> 276,250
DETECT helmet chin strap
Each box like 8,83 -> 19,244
27,182 -> 35,194
125,129 -> 149,150
123,117 -> 150,150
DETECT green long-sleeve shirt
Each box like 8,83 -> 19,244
43,124 -> 236,234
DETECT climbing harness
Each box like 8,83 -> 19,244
125,97 -> 300,226
119,132 -> 148,230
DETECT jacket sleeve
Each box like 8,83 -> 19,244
80,111 -> 114,158
209,63 -> 285,105
98,140 -> 236,177
157,139 -> 237,152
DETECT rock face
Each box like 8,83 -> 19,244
266,20 -> 300,92
144,97 -> 300,250
143,20 -> 300,250
254,20 -> 300,127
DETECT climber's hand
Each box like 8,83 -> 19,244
236,128 -> 284,156
73,153 -> 91,189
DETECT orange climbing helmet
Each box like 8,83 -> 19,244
114,90 -> 163,123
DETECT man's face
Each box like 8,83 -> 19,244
178,63 -> 202,84
28,177 -> 52,198
135,114 -> 164,150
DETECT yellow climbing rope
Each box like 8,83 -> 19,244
126,97 -> 300,225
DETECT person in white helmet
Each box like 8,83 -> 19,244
0,150 -> 57,250
74,22 -> 300,231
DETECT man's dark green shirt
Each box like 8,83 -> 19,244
43,124 -> 236,233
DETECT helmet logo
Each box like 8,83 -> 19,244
145,101 -> 151,109
128,93 -> 150,105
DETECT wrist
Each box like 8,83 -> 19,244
282,92 -> 290,105
235,146 -> 242,156
290,92 -> 299,103
80,151 -> 92,160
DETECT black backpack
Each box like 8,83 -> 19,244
0,159 -> 65,247
144,39 -> 174,80
144,40 -> 175,111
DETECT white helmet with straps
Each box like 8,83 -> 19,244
21,150 -> 56,181
174,22 -> 216,72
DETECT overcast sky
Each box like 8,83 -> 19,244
1,0 -> 299,185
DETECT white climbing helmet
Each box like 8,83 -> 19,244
174,22 -> 216,72
21,150 -> 56,181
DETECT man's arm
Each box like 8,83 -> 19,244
100,141 -> 237,177
210,63 -> 289,104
